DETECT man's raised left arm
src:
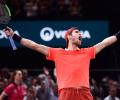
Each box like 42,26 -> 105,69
94,31 -> 120,54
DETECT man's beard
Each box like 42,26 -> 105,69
74,40 -> 81,47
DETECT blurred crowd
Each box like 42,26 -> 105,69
90,76 -> 120,100
0,67 -> 120,100
0,67 -> 58,100
7,0 -> 82,20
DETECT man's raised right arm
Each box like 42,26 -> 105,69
20,38 -> 49,56
4,27 -> 49,56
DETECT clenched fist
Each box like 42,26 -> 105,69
3,27 -> 14,37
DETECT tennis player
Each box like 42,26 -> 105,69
4,27 -> 120,100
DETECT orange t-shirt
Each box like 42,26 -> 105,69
47,47 -> 96,90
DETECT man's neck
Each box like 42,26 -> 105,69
67,44 -> 80,50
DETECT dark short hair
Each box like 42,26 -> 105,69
64,27 -> 79,47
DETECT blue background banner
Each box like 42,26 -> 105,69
0,21 -> 109,47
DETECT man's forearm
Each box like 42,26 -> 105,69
98,30 -> 120,49
95,36 -> 117,54
20,38 -> 49,56
102,35 -> 117,46
12,33 -> 49,56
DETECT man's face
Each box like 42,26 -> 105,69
70,29 -> 82,46
109,87 -> 117,97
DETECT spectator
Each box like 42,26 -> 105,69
37,0 -> 52,18
91,79 -> 102,100
24,0 -> 38,18
1,68 -> 10,80
36,73 -> 52,100
104,86 -> 120,100
0,79 -> 5,94
0,70 -> 26,100
68,0 -> 82,18
24,87 -> 38,100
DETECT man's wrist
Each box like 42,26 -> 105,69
115,31 -> 120,40
12,34 -> 22,42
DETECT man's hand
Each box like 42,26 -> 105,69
3,27 -> 14,37
115,30 -> 120,40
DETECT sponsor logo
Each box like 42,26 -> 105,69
40,27 -> 91,41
